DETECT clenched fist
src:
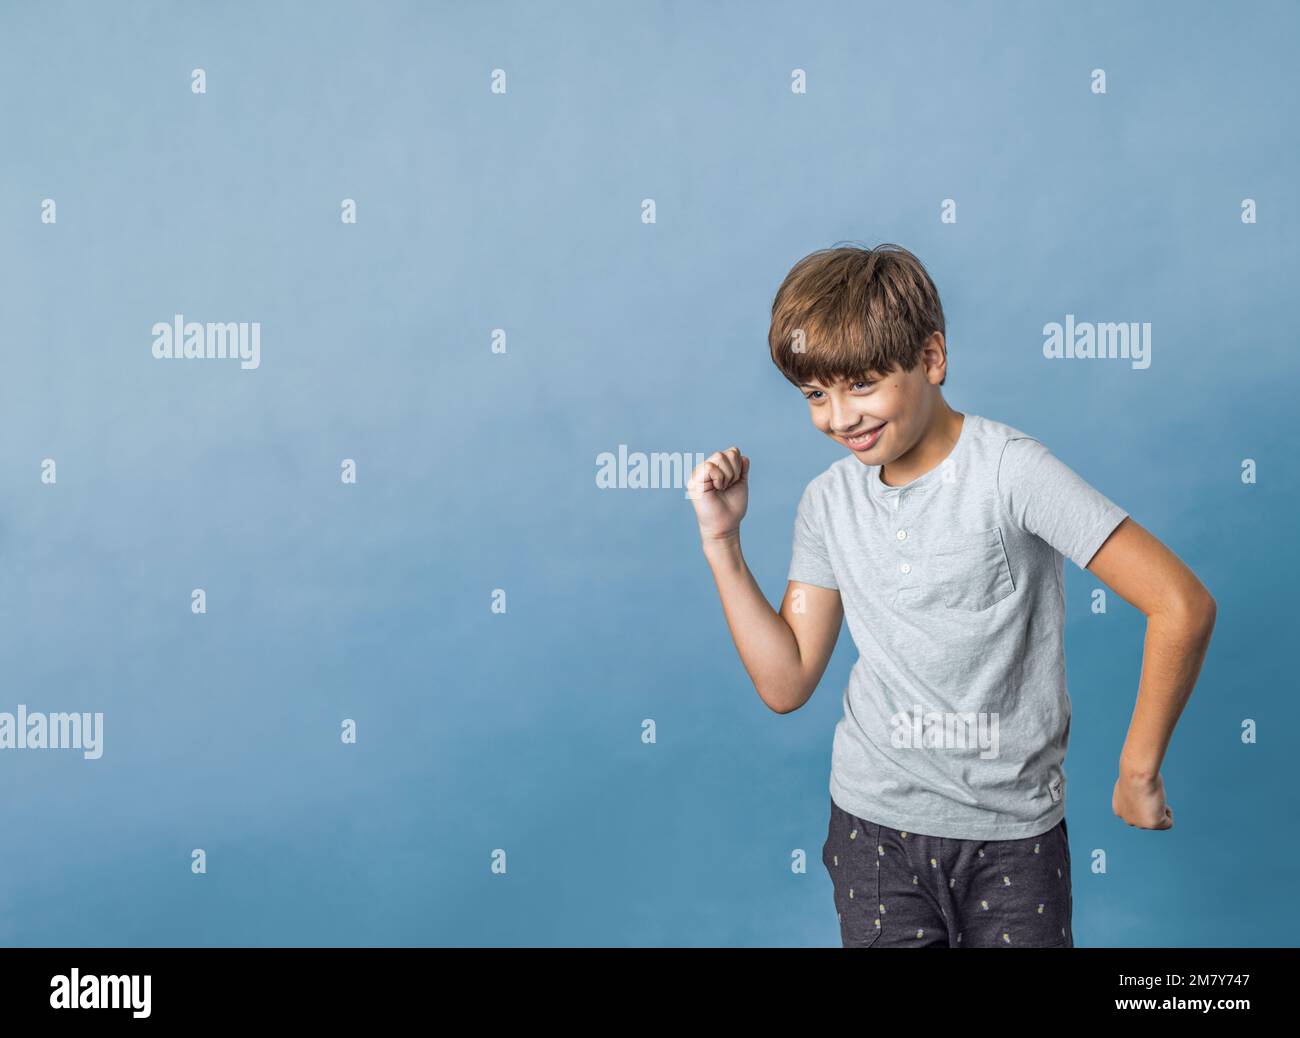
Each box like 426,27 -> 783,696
1112,771 -> 1174,830
688,447 -> 750,542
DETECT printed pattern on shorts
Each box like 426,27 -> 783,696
821,796 -> 1073,948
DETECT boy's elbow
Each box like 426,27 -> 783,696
1179,586 -> 1217,636
760,681 -> 811,715
1199,592 -> 1217,634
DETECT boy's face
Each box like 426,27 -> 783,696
798,333 -> 947,464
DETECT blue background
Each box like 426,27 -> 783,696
0,0 -> 1294,947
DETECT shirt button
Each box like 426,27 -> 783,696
900,562 -> 911,574
896,529 -> 906,540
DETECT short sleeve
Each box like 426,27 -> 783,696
787,482 -> 839,589
997,436 -> 1128,571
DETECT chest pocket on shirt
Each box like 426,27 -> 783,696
930,525 -> 1016,612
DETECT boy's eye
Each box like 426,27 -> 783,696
804,380 -> 874,400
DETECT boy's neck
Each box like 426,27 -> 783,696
879,407 -> 966,487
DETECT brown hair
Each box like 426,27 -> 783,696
768,242 -> 947,388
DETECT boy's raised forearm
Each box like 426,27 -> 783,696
701,532 -> 806,713
687,447 -> 808,712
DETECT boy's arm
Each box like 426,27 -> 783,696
702,532 -> 843,713
688,447 -> 842,714
1085,516 -> 1217,828
998,434 -> 1215,830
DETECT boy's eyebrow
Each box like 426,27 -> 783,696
800,374 -> 881,386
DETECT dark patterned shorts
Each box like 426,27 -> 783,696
821,796 -> 1074,947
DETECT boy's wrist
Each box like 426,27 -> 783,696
1117,754 -> 1161,783
700,530 -> 742,557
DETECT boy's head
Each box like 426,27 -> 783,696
768,242 -> 953,464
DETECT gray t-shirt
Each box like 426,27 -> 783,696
788,412 -> 1128,839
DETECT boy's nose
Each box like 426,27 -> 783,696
831,410 -> 861,434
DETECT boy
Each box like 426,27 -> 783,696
687,243 -> 1216,948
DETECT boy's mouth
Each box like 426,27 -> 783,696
843,422 -> 886,452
